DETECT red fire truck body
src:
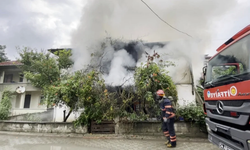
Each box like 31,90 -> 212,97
203,24 -> 250,150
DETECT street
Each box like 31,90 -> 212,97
0,134 -> 219,150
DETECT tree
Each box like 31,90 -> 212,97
18,48 -> 74,88
0,45 -> 9,62
0,90 -> 12,120
18,47 -> 75,122
54,50 -> 74,70
44,70 -> 118,124
134,51 -> 178,118
18,47 -> 60,88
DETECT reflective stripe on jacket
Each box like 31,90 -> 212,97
160,97 -> 175,118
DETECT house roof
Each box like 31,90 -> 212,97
0,61 -> 22,66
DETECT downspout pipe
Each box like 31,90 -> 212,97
189,63 -> 204,105
189,64 -> 195,95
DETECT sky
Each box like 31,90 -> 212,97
0,0 -> 86,60
1,0 -> 250,61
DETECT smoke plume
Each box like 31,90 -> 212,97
70,0 -> 238,86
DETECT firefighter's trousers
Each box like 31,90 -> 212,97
162,118 -> 176,146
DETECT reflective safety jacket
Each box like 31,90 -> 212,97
159,97 -> 175,118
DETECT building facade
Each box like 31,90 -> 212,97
0,61 -> 47,116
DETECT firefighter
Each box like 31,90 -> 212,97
156,89 -> 177,148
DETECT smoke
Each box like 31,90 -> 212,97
136,39 -> 206,84
70,0 -> 238,86
104,48 -> 136,85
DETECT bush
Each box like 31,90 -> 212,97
134,51 -> 178,118
176,104 -> 207,133
0,91 -> 12,120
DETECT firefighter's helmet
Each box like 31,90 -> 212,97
156,89 -> 165,96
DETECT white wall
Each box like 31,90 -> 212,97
28,91 -> 42,109
11,95 -> 16,108
166,58 -> 192,84
10,91 -> 46,116
11,109 -> 47,116
53,105 -> 83,122
176,84 -> 196,106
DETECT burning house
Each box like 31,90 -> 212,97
47,38 -> 204,122
56,39 -> 201,107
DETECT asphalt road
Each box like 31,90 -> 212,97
0,134 -> 219,150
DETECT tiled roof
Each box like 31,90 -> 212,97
0,61 -> 23,66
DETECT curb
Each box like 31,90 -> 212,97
0,131 -> 210,143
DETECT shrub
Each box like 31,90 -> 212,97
176,104 -> 207,133
0,91 -> 12,120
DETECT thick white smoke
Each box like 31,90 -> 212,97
70,0 -> 238,86
104,49 -> 136,85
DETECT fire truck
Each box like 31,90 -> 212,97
203,24 -> 250,150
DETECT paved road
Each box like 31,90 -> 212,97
0,134 -> 219,150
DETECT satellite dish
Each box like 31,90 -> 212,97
16,86 -> 25,94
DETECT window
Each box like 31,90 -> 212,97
211,64 -> 244,80
4,74 -> 13,83
205,34 -> 250,84
19,74 -> 24,82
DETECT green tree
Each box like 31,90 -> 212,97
0,91 -> 12,120
45,70 -> 118,124
54,49 -> 74,70
0,45 -> 9,62
18,47 -> 60,88
18,48 -> 74,88
134,52 -> 178,117
18,47 -> 75,122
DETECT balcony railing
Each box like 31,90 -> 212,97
0,83 -> 40,92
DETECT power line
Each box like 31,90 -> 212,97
141,0 -> 193,38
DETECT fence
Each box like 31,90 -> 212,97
91,120 -> 115,134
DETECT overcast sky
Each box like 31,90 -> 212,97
1,0 -> 250,60
0,0 -> 86,60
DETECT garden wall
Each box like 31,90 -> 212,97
0,120 -> 206,138
8,108 -> 54,122
116,120 -> 207,138
0,121 -> 87,134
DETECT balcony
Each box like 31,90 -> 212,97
0,83 -> 40,92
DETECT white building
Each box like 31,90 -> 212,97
169,54 -> 212,107
0,61 -> 46,116
0,61 -> 78,122
169,59 -> 196,107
